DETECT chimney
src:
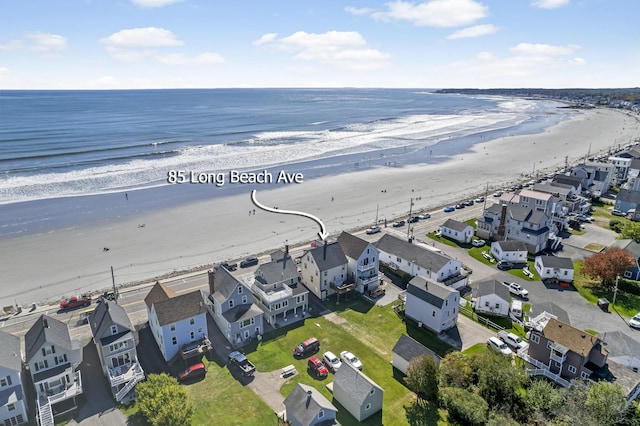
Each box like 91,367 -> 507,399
323,241 -> 327,260
306,390 -> 312,408
43,317 -> 48,328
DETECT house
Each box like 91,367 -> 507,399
553,174 -> 584,194
299,241 -> 348,301
440,219 -> 473,244
244,249 -> 308,326
477,204 -> 552,254
25,315 -> 82,425
522,318 -> 608,386
337,231 -> 380,295
614,189 -> 640,221
610,239 -> 640,280
392,334 -> 440,375
473,280 -> 510,317
404,276 -> 459,333
597,331 -> 640,374
533,181 -> 590,214
88,300 -> 145,403
207,268 -> 264,346
283,383 -> 338,426
534,255 -> 574,283
571,163 -> 613,198
0,330 -> 27,426
144,282 -> 209,362
374,233 -> 467,289
490,240 -> 528,263
333,363 -> 383,422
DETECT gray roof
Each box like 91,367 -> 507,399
306,241 -> 348,271
484,203 -> 503,215
553,175 -> 583,189
255,252 -> 298,286
475,279 -> 510,301
597,331 -> 640,359
0,385 -> 23,407
211,267 -> 242,303
616,189 -> 640,205
0,329 -> 21,371
442,218 -> 471,233
392,334 -> 439,364
594,170 -> 608,182
495,240 -> 528,252
25,315 -> 73,362
536,255 -> 574,270
333,362 -> 382,405
89,300 -> 134,344
221,303 -> 263,324
629,158 -> 640,170
611,239 -> 640,258
284,383 -> 337,426
153,290 -> 207,327
532,302 -> 570,324
374,233 -> 453,272
508,205 -> 546,225
407,276 -> 457,309
338,231 -> 373,260
533,182 -> 572,197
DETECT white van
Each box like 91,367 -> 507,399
511,300 -> 523,318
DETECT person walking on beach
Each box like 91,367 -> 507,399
125,193 -> 128,201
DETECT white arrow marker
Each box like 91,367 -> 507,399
251,190 -> 329,241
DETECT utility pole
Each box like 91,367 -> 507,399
407,198 -> 414,240
613,275 -> 620,308
111,266 -> 118,304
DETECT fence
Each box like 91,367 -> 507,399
459,305 -> 505,331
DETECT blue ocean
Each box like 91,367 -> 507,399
0,89 -> 570,236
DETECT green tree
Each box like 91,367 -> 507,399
439,386 -> 488,426
468,351 -> 527,412
622,221 -> 640,242
438,351 -> 472,389
405,355 -> 439,402
585,381 -> 630,426
525,379 -> 564,423
136,373 -> 195,426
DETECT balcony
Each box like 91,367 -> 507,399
245,276 -> 293,305
46,371 -> 82,405
357,263 -> 377,273
358,274 -> 379,287
108,362 -> 145,387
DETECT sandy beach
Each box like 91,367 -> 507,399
2,107 -> 639,308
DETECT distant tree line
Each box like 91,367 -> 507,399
435,88 -> 640,104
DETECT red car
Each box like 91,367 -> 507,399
60,295 -> 92,310
307,357 -> 328,378
179,362 -> 207,382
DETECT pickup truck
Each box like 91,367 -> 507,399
60,295 -> 92,310
228,351 -> 256,376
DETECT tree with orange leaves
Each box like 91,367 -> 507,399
581,247 -> 635,287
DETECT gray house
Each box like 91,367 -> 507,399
337,231 -> 380,295
332,363 -> 383,422
299,241 -> 348,301
283,383 -> 338,426
0,330 -> 27,426
474,280 -> 510,317
88,300 -> 144,403
404,276 -> 459,333
207,267 -> 264,346
614,189 -> 640,221
392,334 -> 440,375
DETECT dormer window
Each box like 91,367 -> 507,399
111,325 -> 118,335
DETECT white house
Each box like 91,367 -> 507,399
283,384 -> 338,426
534,255 -> 574,283
25,315 -> 83,426
597,331 -> 640,374
299,241 -> 348,301
392,334 -> 440,375
144,282 -> 209,363
477,204 -> 552,254
440,219 -> 474,244
337,231 -> 380,295
374,233 -> 467,289
0,330 -> 27,426
333,363 -> 383,422
490,240 -> 528,263
88,300 -> 145,403
404,276 -> 459,333
474,280 -> 510,317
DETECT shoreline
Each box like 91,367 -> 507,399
2,107 -> 639,308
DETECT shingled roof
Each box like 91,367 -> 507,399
475,279 -> 510,301
144,281 -> 176,310
537,255 -> 574,269
494,240 -> 528,252
284,384 -> 337,426
210,267 -> 243,304
333,362 -> 383,405
153,290 -> 207,327
0,329 -> 21,371
89,299 -> 134,345
338,231 -> 372,259
306,241 -> 347,271
541,318 -> 605,357
442,218 -> 471,233
24,315 -> 73,362
407,276 -> 456,309
374,233 -> 453,272
392,334 -> 439,366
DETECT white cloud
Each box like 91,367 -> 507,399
255,30 -> 389,70
130,0 -> 184,8
0,39 -> 23,51
25,32 -> 68,51
344,6 -> 375,15
510,43 -> 578,56
371,0 -> 489,28
101,27 -> 183,48
156,52 -> 225,65
447,24 -> 498,39
253,33 -> 278,46
531,0 -> 570,9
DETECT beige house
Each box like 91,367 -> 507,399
299,241 -> 348,301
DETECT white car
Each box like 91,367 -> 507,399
507,282 -> 529,298
365,225 -> 381,235
487,336 -> 513,356
322,351 -> 342,373
340,350 -> 363,370
629,313 -> 640,329
471,239 -> 486,247
418,213 -> 431,219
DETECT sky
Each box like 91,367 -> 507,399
0,0 -> 638,89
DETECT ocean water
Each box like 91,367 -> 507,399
0,88 -> 571,236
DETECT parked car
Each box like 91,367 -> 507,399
418,213 -> 431,219
455,203 -> 465,209
228,351 -> 256,376
214,261 -> 237,271
179,362 -> 207,382
475,196 -> 485,203
340,350 -> 363,370
497,261 -> 515,270
60,295 -> 92,311
506,282 -> 529,298
576,214 -> 594,223
471,239 -> 486,247
492,191 -> 503,197
307,357 -> 329,378
240,256 -> 259,268
294,337 -> 320,358
629,313 -> 640,329
464,200 -> 474,206
498,331 -> 528,351
443,206 -> 455,212
612,209 -> 625,216
366,225 -> 381,234
487,337 -> 513,356
322,351 -> 342,373
392,220 -> 405,227
408,216 -> 419,223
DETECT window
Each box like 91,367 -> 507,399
365,403 -> 371,411
0,376 -> 11,387
189,318 -> 195,325
242,295 -> 248,304
7,403 -> 15,411
568,365 -> 577,374
495,303 -> 500,309
170,324 -> 176,332
35,360 -> 48,371
485,301 -> 489,307
624,271 -> 633,279
432,311 -> 436,317
54,354 -> 68,365
581,371 -> 590,379
318,409 -> 324,419
229,300 -> 234,308
324,271 -> 328,276
190,331 -> 195,339
172,337 -> 177,345
553,361 -> 561,368
198,327 -> 203,333
530,334 -> 540,344
547,341 -> 553,350
370,388 -> 375,395
238,285 -> 243,294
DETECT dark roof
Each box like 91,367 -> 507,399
283,383 -> 337,426
629,158 -> 640,170
536,255 -> 574,269
33,362 -> 70,383
475,279 -> 510,301
25,315 -> 73,362
533,182 -> 572,197
374,233 -> 453,272
144,281 -> 176,309
508,205 -> 546,225
89,299 -> 134,342
407,276 -> 456,308
442,218 -> 471,233
153,290 -> 207,326
553,175 -> 583,189
494,240 -> 528,252
211,267 -> 242,303
0,385 -> 23,407
255,252 -> 299,285
333,362 -> 382,405
306,241 -> 347,271
594,170 -> 608,182
221,303 -> 263,324
532,302 -> 570,324
338,231 -> 372,260
0,329 -> 21,371
541,318 -> 602,357
484,203 -> 503,215
392,334 -> 439,364
611,239 -> 640,258
616,189 -> 640,205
